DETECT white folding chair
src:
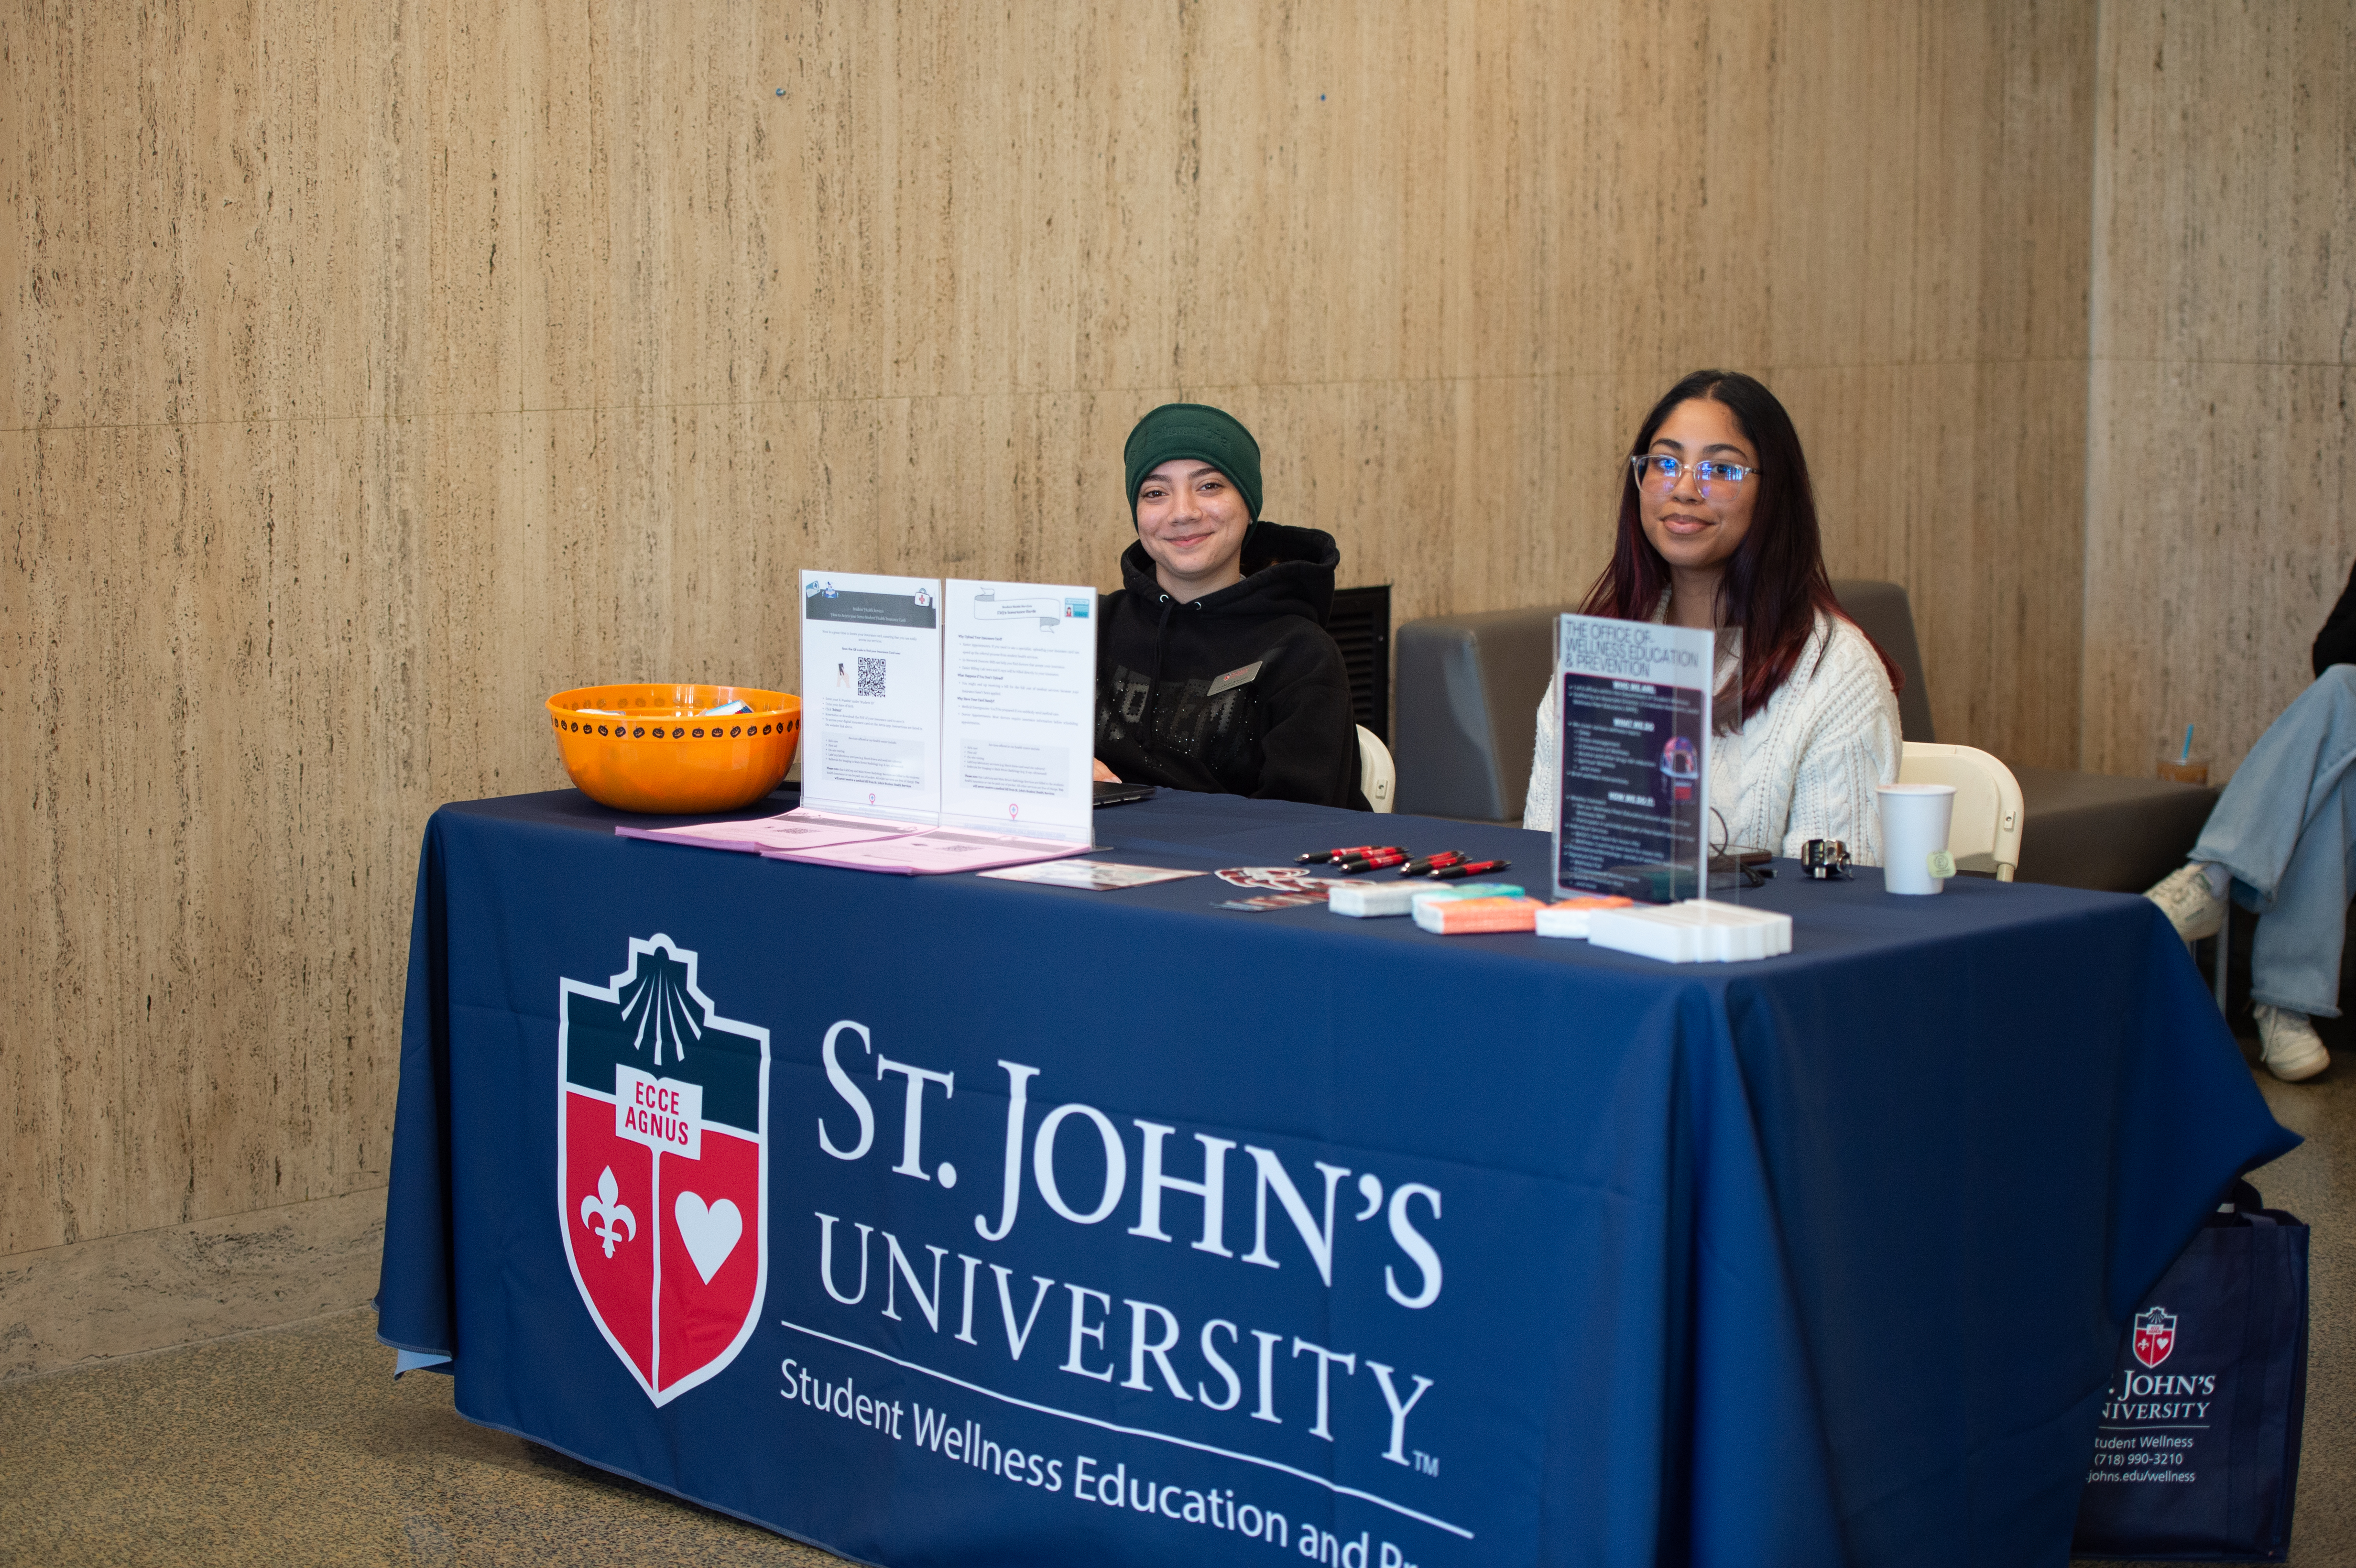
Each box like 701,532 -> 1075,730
1898,741 -> 2024,881
1357,725 -> 1396,814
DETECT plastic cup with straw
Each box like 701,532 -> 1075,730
2160,722 -> 2207,786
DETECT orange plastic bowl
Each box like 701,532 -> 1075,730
547,684 -> 801,814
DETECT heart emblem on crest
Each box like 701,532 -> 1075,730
675,1192 -> 743,1284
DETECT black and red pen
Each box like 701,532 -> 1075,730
1429,858 -> 1510,881
1335,850 -> 1411,873
1395,851 -> 1468,878
1297,845 -> 1397,864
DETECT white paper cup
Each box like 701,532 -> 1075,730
1876,783 -> 1956,895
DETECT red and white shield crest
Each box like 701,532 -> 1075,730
559,935 -> 769,1405
2132,1305 -> 2178,1368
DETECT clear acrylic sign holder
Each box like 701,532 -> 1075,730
1549,613 -> 1717,904
1552,615 -> 1790,962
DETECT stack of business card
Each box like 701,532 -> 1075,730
1532,895 -> 1637,939
1412,895 -> 1548,934
1327,881 -> 1523,918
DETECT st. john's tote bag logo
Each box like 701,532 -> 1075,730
2073,1180 -> 2309,1561
558,935 -> 771,1405
2134,1305 -> 2179,1369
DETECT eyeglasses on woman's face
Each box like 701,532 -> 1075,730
1629,452 -> 1761,501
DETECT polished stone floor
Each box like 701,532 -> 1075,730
4,1031 -> 2351,1567
0,1309 -> 837,1567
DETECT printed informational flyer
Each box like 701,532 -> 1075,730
800,571 -> 944,822
1551,614 -> 1715,903
939,579 -> 1098,844
975,860 -> 1204,891
763,827 -> 1091,877
616,808 -> 927,854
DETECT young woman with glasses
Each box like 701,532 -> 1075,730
1522,370 -> 1906,861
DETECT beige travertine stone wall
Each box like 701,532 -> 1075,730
2084,0 -> 2356,778
2,0 -> 2094,1339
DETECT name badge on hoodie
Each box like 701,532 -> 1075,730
1205,661 -> 1264,697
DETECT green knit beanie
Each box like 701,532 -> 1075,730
1123,403 -> 1263,523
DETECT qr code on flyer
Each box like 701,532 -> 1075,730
857,656 -> 886,698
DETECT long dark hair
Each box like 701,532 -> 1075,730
1579,369 -> 1901,727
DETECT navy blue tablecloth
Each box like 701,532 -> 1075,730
378,788 -> 2294,1568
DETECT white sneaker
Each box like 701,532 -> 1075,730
2146,863 -> 2227,943
2255,1004 -> 2330,1082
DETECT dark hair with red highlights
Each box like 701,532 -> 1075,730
1579,369 -> 1902,729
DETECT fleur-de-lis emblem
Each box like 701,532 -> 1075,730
579,1166 -> 637,1258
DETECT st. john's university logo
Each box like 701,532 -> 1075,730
2132,1306 -> 2178,1369
559,935 -> 769,1405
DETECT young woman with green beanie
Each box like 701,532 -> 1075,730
1092,403 -> 1370,809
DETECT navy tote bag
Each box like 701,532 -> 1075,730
2072,1180 -> 2310,1561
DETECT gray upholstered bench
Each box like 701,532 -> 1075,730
1393,580 -> 2218,893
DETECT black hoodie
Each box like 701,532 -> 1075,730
1095,523 -> 1369,810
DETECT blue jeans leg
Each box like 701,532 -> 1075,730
2245,770 -> 2356,1017
2193,664 -> 2356,1018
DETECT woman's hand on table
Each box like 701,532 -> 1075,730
1091,759 -> 1122,783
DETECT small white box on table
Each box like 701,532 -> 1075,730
1585,901 -> 1793,963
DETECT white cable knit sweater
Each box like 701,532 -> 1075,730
1521,609 -> 1903,864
